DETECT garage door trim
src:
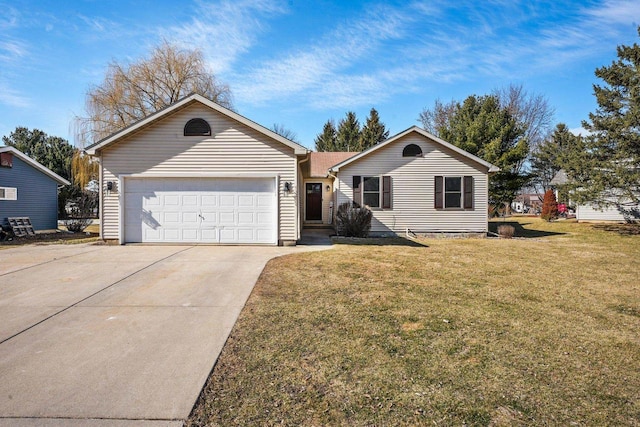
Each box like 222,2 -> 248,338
118,173 -> 280,245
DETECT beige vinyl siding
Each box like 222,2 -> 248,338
100,103 -> 298,242
577,202 -> 640,222
335,133 -> 489,234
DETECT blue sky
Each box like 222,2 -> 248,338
0,0 -> 638,149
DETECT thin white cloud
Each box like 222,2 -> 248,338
0,5 -> 19,30
0,39 -> 28,63
77,15 -> 112,33
0,82 -> 31,108
233,2 -> 414,105
164,0 -> 289,74
586,0 -> 640,25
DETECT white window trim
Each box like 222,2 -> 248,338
362,176 -> 381,208
0,186 -> 17,201
444,177 -> 462,209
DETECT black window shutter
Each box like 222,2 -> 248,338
353,176 -> 362,207
382,176 -> 391,209
464,176 -> 474,209
435,176 -> 443,209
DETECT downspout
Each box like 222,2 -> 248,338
297,152 -> 311,240
327,169 -> 338,225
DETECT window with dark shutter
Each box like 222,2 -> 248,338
382,176 -> 391,209
445,177 -> 462,208
363,176 -> 380,208
353,176 -> 362,207
184,118 -> 211,136
435,176 -> 443,209
464,176 -> 474,209
402,144 -> 423,157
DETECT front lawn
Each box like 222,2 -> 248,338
188,218 -> 640,426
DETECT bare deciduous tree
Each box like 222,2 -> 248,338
493,84 -> 555,150
420,85 -> 554,151
75,41 -> 233,147
270,123 -> 300,143
418,99 -> 457,136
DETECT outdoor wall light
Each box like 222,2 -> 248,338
283,181 -> 292,192
326,185 -> 331,192
106,181 -> 114,191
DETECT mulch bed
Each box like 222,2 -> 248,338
0,231 -> 100,246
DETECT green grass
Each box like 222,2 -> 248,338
188,218 -> 640,426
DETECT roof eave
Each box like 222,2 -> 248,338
329,126 -> 499,173
0,146 -> 71,185
85,94 -> 309,156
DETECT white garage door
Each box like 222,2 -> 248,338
123,177 -> 277,244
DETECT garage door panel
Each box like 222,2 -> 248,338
124,178 -> 276,244
182,195 -> 198,206
256,212 -> 272,224
238,211 -> 255,224
256,229 -> 273,242
238,195 -> 255,207
218,211 -> 235,225
201,195 -> 218,206
220,195 -> 235,207
201,229 -> 216,240
163,212 -> 180,225
182,211 -> 199,224
145,228 -> 162,240
219,228 -> 236,242
182,229 -> 198,240
257,194 -> 272,207
238,229 -> 254,240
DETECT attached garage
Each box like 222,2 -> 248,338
86,94 -> 308,246
123,177 -> 277,244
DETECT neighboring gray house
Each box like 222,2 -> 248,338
86,95 -> 499,244
551,169 -> 640,222
0,146 -> 70,231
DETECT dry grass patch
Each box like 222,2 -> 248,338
188,218 -> 640,426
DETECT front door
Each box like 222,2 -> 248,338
305,183 -> 323,221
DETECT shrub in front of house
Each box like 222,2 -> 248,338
65,190 -> 98,232
335,202 -> 372,237
497,224 -> 516,238
541,189 -> 558,222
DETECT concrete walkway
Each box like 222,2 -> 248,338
0,241 -> 331,426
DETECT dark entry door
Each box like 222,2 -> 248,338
305,183 -> 323,221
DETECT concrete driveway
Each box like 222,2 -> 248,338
0,241 -> 329,426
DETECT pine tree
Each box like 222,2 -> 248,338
436,95 -> 529,209
336,111 -> 361,152
575,26 -> 640,206
359,108 -> 389,150
2,127 -> 75,181
541,189 -> 558,221
530,123 -> 581,193
314,120 -> 338,152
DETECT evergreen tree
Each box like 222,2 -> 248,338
530,123 -> 581,193
359,108 -> 389,150
314,119 -> 338,152
574,26 -> 640,206
2,127 -> 75,180
436,95 -> 529,208
336,111 -> 361,152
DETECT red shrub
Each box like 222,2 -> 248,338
541,189 -> 558,222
